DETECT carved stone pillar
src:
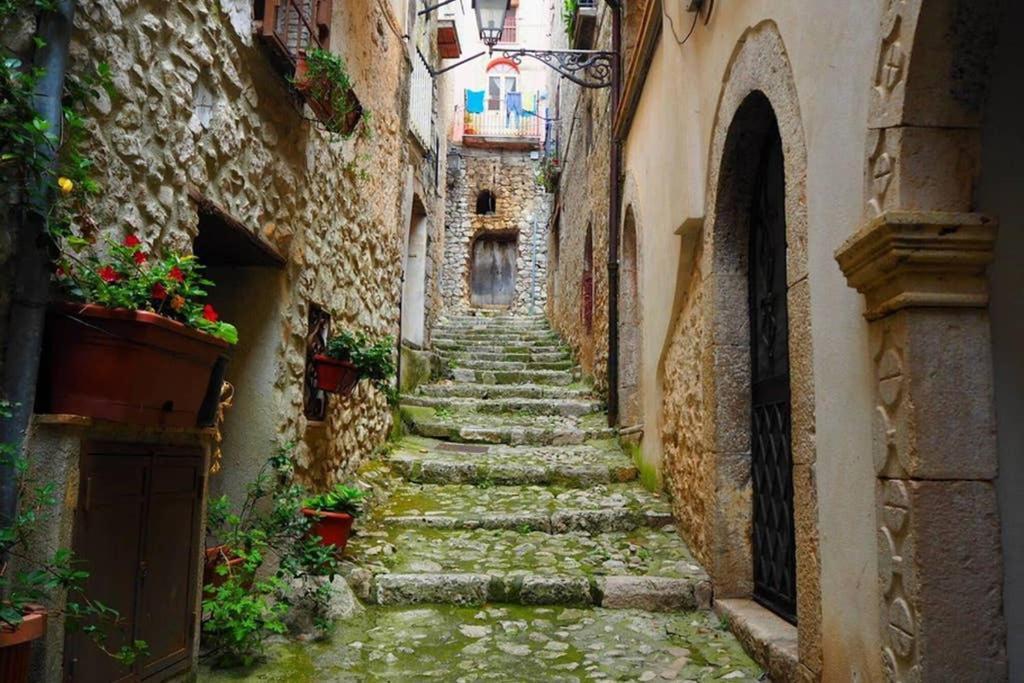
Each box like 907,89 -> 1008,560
836,210 -> 1006,682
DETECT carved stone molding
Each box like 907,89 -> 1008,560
835,210 -> 996,320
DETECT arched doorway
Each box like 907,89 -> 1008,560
402,199 -> 428,346
470,230 -> 517,307
618,207 -> 642,428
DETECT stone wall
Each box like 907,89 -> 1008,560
59,0 -> 420,487
441,146 -> 551,313
546,9 -> 612,393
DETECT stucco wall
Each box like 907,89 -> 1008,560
442,147 -> 550,312
64,0 -> 418,487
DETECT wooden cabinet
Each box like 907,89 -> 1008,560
64,445 -> 204,682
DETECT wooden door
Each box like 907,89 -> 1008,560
66,446 -> 203,682
470,236 -> 517,306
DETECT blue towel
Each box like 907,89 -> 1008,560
466,90 -> 485,114
505,91 -> 522,114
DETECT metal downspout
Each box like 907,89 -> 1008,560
0,0 -> 77,529
605,0 -> 622,427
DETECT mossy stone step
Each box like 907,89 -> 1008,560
450,368 -> 576,386
432,331 -> 562,343
439,350 -> 572,363
401,395 -> 601,417
399,407 -> 614,445
198,605 -> 762,682
387,440 -> 636,487
448,358 -> 575,372
433,338 -> 568,350
417,382 -> 593,400
371,481 -> 671,532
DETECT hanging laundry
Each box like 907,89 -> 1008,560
523,91 -> 536,114
465,90 -> 485,114
505,90 -> 523,126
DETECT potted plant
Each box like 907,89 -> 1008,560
301,483 -> 366,553
314,329 -> 397,401
293,48 -> 364,138
43,234 -> 238,427
0,402 -> 146,681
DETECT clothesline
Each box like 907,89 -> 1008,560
464,88 -> 546,117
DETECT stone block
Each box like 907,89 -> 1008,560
599,576 -> 703,611
877,479 -> 1006,681
372,573 -> 491,606
518,576 -> 592,605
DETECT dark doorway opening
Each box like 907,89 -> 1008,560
470,232 -> 517,307
746,101 -> 797,624
475,189 -> 497,215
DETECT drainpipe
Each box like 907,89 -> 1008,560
0,0 -> 77,529
605,0 -> 622,428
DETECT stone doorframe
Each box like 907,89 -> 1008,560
835,0 -> 1007,680
700,21 -> 822,679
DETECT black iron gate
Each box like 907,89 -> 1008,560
748,128 -> 797,624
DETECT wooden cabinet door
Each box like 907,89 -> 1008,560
66,446 -> 203,683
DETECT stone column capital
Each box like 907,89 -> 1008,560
835,211 -> 997,320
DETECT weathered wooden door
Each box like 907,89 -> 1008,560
66,446 -> 203,682
470,235 -> 517,306
748,128 -> 797,624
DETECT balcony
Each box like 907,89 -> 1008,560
461,110 -> 543,150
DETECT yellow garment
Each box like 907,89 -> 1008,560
523,92 -> 536,113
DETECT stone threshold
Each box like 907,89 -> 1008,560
715,598 -> 802,682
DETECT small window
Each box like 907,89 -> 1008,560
476,190 -> 497,215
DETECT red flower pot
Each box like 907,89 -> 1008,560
0,606 -> 47,683
203,545 -> 247,590
41,302 -> 229,428
313,355 -> 359,395
302,508 -> 354,553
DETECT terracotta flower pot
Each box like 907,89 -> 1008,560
0,606 -> 47,683
313,355 -> 359,395
302,508 -> 354,553
203,545 -> 247,590
41,302 -> 229,428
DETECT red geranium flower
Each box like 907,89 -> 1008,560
202,304 -> 219,322
98,266 -> 119,283
134,251 -> 148,265
123,234 -> 141,247
55,265 -> 67,278
151,282 -> 167,300
168,266 -> 185,282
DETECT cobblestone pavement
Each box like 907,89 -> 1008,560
200,314 -> 761,682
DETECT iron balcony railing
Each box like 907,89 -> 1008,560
463,110 -> 543,140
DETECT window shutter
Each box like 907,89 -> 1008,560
260,0 -> 321,60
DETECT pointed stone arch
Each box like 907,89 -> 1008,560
618,205 -> 642,429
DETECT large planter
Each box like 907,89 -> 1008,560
293,53 -> 363,136
203,545 -> 247,590
42,302 -> 229,428
0,607 -> 47,683
313,355 -> 359,396
302,508 -> 354,553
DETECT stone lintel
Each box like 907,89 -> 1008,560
836,211 -> 996,320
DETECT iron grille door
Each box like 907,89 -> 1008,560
748,128 -> 797,624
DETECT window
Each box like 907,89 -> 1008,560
257,0 -> 332,63
498,6 -> 518,43
476,190 -> 497,215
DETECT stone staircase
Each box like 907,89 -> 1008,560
328,313 -> 764,680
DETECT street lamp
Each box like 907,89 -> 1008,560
472,0 -> 509,48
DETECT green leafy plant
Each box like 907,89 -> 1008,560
295,48 -> 364,138
536,155 -> 560,192
202,448 -> 346,666
302,482 -> 366,515
54,233 -> 239,343
0,400 -> 147,666
562,0 -> 578,41
325,329 -> 397,403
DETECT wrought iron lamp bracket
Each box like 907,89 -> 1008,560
492,48 -> 616,88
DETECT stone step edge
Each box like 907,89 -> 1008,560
356,573 -> 712,611
406,420 -> 617,446
388,456 -> 637,487
379,507 -> 673,533
400,396 -> 602,417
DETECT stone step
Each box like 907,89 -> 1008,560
435,321 -> 553,332
401,394 -> 602,417
197,605 -> 761,681
439,349 -> 572,363
417,382 -> 592,400
433,339 -> 568,353
399,405 -> 613,444
433,331 -> 562,343
387,439 -> 636,487
450,367 -> 576,386
346,527 -> 709,610
372,481 -> 671,532
448,358 -> 575,372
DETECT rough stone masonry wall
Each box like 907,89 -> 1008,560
62,0 -> 412,485
442,147 -> 551,313
547,9 -> 612,393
